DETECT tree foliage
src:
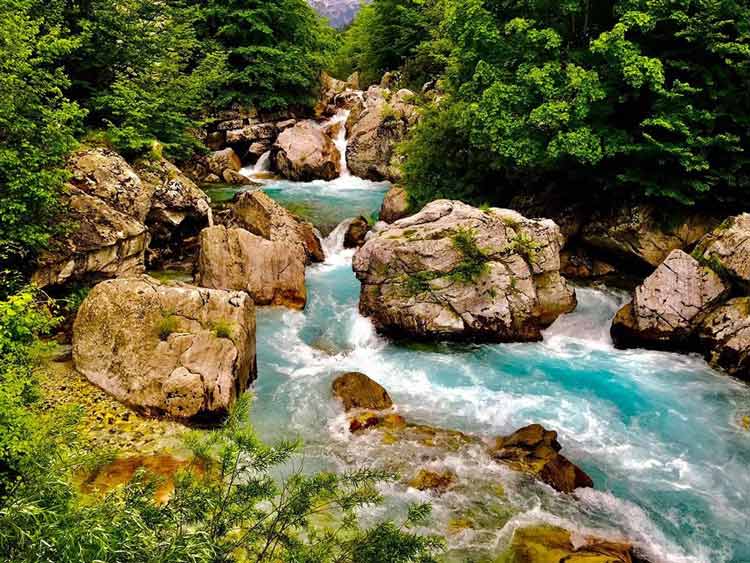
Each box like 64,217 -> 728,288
399,0 -> 750,208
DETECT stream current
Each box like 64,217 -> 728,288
226,120 -> 750,563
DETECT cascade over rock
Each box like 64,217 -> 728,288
197,226 -> 307,309
274,120 -> 341,181
73,276 -> 256,421
346,86 -> 418,182
353,200 -> 576,342
611,250 -> 729,349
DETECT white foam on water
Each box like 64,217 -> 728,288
326,109 -> 351,177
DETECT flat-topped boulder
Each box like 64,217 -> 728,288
692,213 -> 750,288
274,120 -> 340,181
32,188 -> 149,288
353,200 -> 576,342
72,276 -> 256,421
489,424 -> 593,494
611,250 -> 729,349
197,225 -> 306,309
229,190 -> 324,264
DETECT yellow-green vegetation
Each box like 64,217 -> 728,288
508,233 -> 542,266
157,312 -> 180,341
211,319 -> 234,339
448,227 -> 491,283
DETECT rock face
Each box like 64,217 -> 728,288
353,200 -> 576,342
692,213 -> 750,287
489,424 -> 593,494
73,276 -> 256,421
380,186 -> 411,223
275,121 -> 340,181
197,226 -> 307,309
581,203 -> 717,268
507,525 -> 649,563
69,148 -> 152,222
332,372 -> 393,411
698,298 -> 750,381
343,216 -> 369,248
611,250 -> 729,349
32,188 -> 150,287
346,86 -> 418,182
229,190 -> 324,264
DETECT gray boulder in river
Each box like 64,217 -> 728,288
73,276 -> 256,421
353,200 -> 576,342
274,120 -> 341,181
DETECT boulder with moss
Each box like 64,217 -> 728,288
197,225 -> 307,309
72,276 -> 256,421
691,213 -> 750,288
353,200 -> 576,342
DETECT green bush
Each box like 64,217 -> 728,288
157,313 -> 180,341
211,319 -> 234,339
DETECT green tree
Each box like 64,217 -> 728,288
0,0 -> 82,283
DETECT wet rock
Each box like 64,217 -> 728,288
692,213 -> 750,288
697,297 -> 750,381
32,187 -> 149,287
506,525 -> 648,563
275,121 -> 340,181
69,148 -> 152,222
222,169 -> 251,186
332,372 -> 393,411
581,203 -> 718,268
560,247 -> 617,281
611,250 -> 729,349
344,216 -> 370,248
489,424 -> 593,493
197,225 -> 307,309
353,200 -> 576,342
346,86 -> 418,182
73,276 -> 256,421
380,186 -> 412,223
229,190 -> 324,264
408,468 -> 456,493
206,148 -> 242,177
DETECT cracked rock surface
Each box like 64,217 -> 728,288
698,298 -> 750,382
611,250 -> 729,348
692,213 -> 750,288
73,276 -> 256,421
352,200 -> 576,342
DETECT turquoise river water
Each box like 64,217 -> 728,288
222,173 -> 750,563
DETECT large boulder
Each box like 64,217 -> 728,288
332,372 -> 393,411
229,190 -> 324,264
197,226 -> 307,309
581,203 -> 718,268
353,201 -> 576,342
346,87 -> 418,182
274,121 -> 341,181
380,186 -> 411,224
135,158 -> 212,265
611,250 -> 729,349
206,148 -> 242,177
692,213 -> 750,288
489,424 -> 593,494
32,188 -> 150,287
698,298 -> 750,382
69,148 -> 152,222
73,276 -> 256,421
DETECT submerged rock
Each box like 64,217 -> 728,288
353,200 -> 576,342
489,424 -> 593,494
332,372 -> 393,411
380,185 -> 412,223
506,525 -> 649,563
343,216 -> 369,248
73,276 -> 256,421
197,225 -> 307,309
611,250 -> 729,349
274,120 -> 340,181
698,297 -> 750,382
408,468 -> 456,493
692,213 -> 750,288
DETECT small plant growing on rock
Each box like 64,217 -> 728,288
212,319 -> 234,339
449,227 -> 490,283
508,233 -> 542,265
381,102 -> 399,123
157,312 -> 179,341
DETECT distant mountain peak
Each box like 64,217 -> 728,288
308,0 -> 368,29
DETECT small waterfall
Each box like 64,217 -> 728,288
543,286 -> 629,346
326,109 -> 351,177
254,150 -> 272,173
323,217 -> 354,259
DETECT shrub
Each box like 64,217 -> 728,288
157,313 -> 179,341
211,319 -> 234,339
